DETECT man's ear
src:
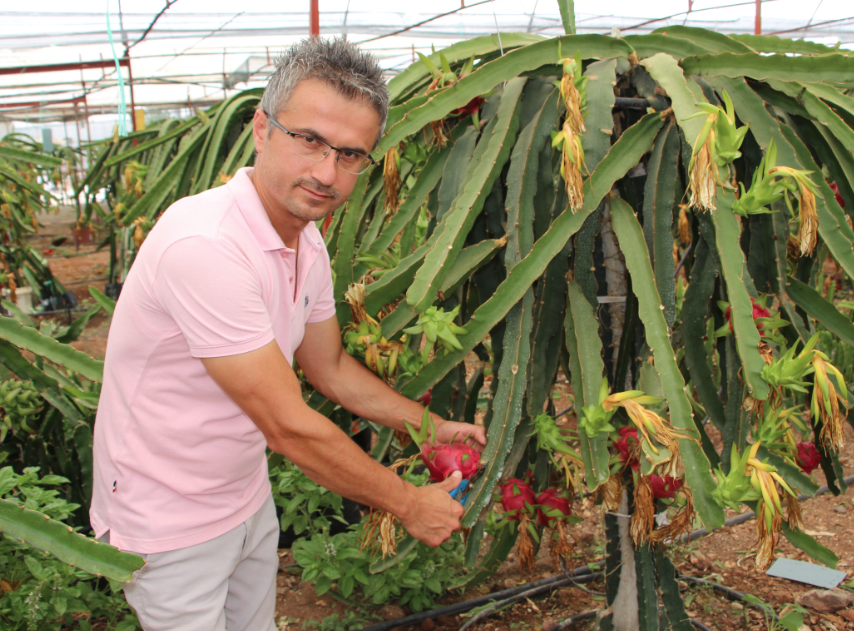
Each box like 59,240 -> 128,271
252,109 -> 268,156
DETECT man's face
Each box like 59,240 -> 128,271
252,78 -> 381,223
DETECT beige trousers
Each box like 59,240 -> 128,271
104,495 -> 279,631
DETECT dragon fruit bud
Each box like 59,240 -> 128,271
499,478 -> 536,521
649,474 -> 683,499
796,441 -> 821,474
536,488 -> 572,527
418,389 -> 432,406
420,443 -> 480,482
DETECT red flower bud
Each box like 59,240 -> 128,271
796,441 -> 821,474
649,474 -> 683,499
420,443 -> 480,482
499,478 -> 536,521
418,389 -> 432,406
535,488 -> 572,527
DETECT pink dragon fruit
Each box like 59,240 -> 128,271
500,478 -> 536,521
420,443 -> 480,482
536,488 -> 572,527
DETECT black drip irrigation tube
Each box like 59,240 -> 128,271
678,473 -> 854,544
456,573 -> 604,631
348,471 -> 853,630
356,564 -> 600,631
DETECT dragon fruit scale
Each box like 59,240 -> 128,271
536,488 -> 572,527
500,478 -> 536,521
420,443 -> 480,482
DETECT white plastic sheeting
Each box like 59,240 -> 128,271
1,0 -> 851,129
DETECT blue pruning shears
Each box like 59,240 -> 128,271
449,479 -> 470,506
448,466 -> 486,507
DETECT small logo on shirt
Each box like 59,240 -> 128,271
305,295 -> 309,307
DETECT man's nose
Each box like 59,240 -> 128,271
310,150 -> 339,187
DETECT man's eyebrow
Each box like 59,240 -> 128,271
292,126 -> 369,156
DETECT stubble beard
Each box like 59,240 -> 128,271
285,177 -> 343,222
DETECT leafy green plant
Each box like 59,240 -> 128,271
741,593 -> 807,631
270,459 -> 347,538
301,610 -> 381,631
0,466 -> 140,631
293,527 -> 466,613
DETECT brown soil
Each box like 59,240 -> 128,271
33,210 -> 854,631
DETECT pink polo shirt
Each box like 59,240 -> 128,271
90,167 -> 336,553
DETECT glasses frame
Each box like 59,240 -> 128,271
262,110 -> 377,175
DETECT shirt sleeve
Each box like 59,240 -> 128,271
306,247 -> 336,324
154,236 -> 275,358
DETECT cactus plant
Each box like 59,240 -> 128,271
318,21 -> 854,627
21,14 -> 854,622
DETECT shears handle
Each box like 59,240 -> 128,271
450,479 -> 470,506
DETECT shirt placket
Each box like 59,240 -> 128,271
280,249 -> 296,305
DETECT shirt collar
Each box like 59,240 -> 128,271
227,167 -> 324,252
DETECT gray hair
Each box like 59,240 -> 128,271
260,38 -> 389,148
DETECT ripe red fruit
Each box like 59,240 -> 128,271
725,298 -> 770,332
796,441 -> 821,474
649,474 -> 683,499
420,443 -> 480,482
499,478 -> 536,521
536,488 -> 572,527
450,96 -> 485,117
615,426 -> 639,466
830,183 -> 845,209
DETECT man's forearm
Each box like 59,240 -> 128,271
311,351 -> 429,433
270,405 -> 416,516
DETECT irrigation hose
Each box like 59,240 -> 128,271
552,610 -> 598,630
355,565 -> 598,631
350,470 -> 852,630
678,574 -> 779,621
456,573 -> 604,631
678,473 -> 854,544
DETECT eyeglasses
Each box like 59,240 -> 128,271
262,110 -> 376,175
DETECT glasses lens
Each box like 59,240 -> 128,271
337,152 -> 369,175
290,133 -> 371,175
291,134 -> 327,161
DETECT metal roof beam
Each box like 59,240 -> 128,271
0,58 -> 129,77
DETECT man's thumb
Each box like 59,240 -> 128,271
437,471 -> 463,491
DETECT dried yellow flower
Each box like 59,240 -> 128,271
678,205 -> 692,245
688,129 -> 719,212
383,146 -> 401,214
631,475 -> 656,545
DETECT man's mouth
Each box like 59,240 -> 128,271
299,185 -> 332,200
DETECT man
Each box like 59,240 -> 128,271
91,38 -> 486,631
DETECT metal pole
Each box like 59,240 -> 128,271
310,0 -> 320,37
79,56 -> 93,147
755,0 -> 761,34
125,56 -> 138,136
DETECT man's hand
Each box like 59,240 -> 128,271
433,418 -> 487,453
399,471 -> 465,547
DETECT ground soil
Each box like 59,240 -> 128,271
31,210 -> 854,631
